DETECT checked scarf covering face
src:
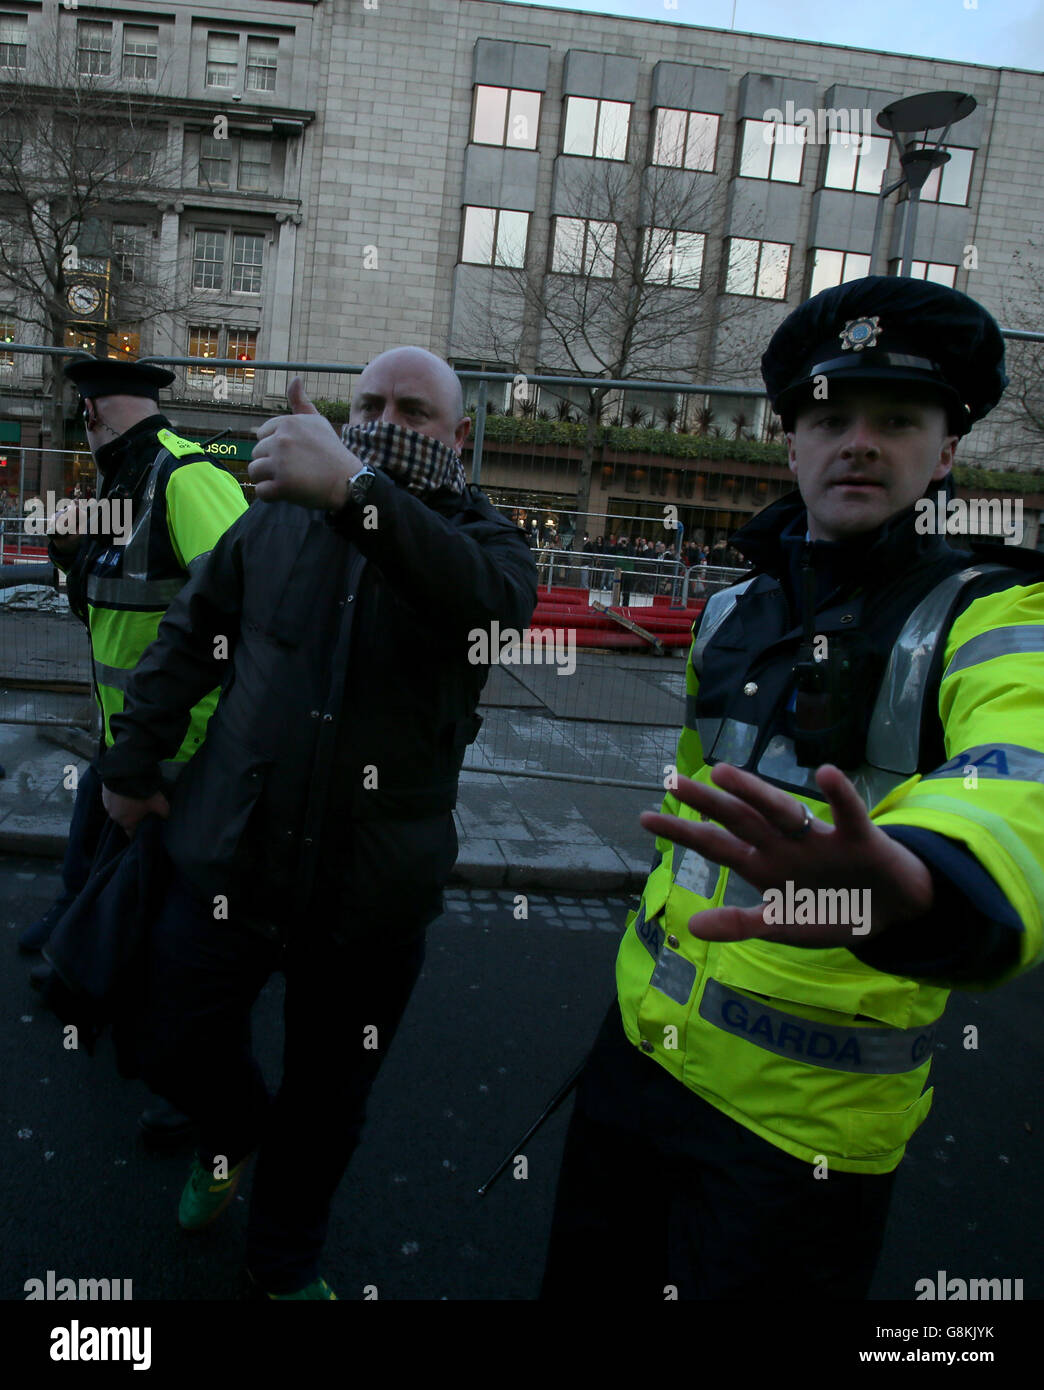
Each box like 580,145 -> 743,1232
341,420 -> 467,498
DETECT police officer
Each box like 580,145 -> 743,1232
19,358 -> 248,1142
541,276 -> 1044,1299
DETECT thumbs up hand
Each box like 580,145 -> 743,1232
249,376 -> 364,510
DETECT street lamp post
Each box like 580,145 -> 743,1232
868,91 -> 976,277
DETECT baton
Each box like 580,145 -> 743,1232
476,1054 -> 589,1196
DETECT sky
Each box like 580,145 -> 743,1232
501,0 -> 1044,70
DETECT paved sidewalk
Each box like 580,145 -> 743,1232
0,651 -> 687,892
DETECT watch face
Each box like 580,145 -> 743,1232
67,283 -> 102,315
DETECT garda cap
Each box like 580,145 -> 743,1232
761,276 -> 1008,436
63,357 -> 176,402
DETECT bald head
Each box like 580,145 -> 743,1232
351,346 -> 469,451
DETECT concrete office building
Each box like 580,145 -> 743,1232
1,0 -> 1041,543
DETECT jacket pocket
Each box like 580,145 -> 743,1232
708,937 -> 922,1030
164,723 -> 273,892
844,1087 -> 934,1158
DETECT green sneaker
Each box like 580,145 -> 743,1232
178,1154 -> 249,1232
266,1278 -> 338,1301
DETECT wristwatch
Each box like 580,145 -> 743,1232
346,465 -> 377,505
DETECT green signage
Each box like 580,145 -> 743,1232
0,420 -> 21,444
202,437 -> 255,461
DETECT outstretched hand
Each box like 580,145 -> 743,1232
641,763 -> 934,947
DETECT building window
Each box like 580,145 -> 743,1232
551,217 -> 616,277
64,326 -> 97,354
808,248 -> 871,297
822,131 -> 890,194
122,25 -> 158,81
889,259 -> 957,288
198,136 -> 271,193
471,86 -> 540,149
651,108 -> 719,172
77,19 -> 112,77
725,238 -> 790,299
245,36 -> 277,92
230,233 -> 264,292
115,129 -> 163,181
192,230 -> 265,292
226,328 -> 257,387
0,315 -> 15,374
460,206 -> 529,268
0,12 -> 27,69
108,325 -> 141,361
645,228 -> 705,287
562,97 -> 630,160
187,325 -> 256,393
238,139 -> 271,192
187,324 -> 221,389
738,120 -> 805,183
206,32 -> 238,88
917,145 -> 974,205
0,116 -> 22,165
199,136 -> 233,189
192,230 -> 226,289
112,224 -> 149,283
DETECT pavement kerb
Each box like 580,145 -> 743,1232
0,825 -> 648,894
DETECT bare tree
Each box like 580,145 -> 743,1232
0,15 -> 211,492
989,239 -> 1044,468
454,147 -> 766,545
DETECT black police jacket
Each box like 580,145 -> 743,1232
709,484 -> 1044,981
98,471 -> 538,935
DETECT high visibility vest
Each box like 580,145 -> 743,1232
84,427 -> 247,761
617,562 -> 1044,1174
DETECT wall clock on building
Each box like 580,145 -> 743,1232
67,283 -> 102,316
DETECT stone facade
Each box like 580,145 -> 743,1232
1,0 -> 1041,531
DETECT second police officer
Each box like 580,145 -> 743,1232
542,276 -> 1044,1299
20,358 -> 248,1143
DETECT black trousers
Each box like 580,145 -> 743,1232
541,1001 -> 898,1300
137,868 -> 426,1293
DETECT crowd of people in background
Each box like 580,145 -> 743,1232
528,528 -> 750,596
0,482 -> 97,517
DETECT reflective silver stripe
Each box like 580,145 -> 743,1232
709,717 -> 758,765
650,943 -> 698,1005
673,841 -> 720,899
920,743 -> 1044,784
682,695 -> 722,754
942,624 -> 1044,682
699,978 -> 936,1074
119,451 -> 169,580
697,716 -> 721,749
721,871 -> 763,909
691,577 -> 756,677
756,733 -> 907,809
93,661 -> 133,693
866,564 -> 1012,774
87,575 -> 184,606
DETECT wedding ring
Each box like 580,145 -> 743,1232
782,803 -> 813,840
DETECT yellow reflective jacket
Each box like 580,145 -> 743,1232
55,417 -> 247,761
617,492 -> 1044,1174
